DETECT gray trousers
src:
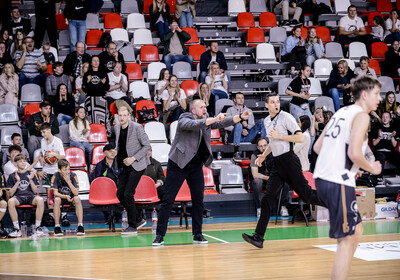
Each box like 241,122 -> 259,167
28,136 -> 43,159
274,1 -> 302,21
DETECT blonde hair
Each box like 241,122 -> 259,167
118,106 -> 131,114
167,74 -> 181,96
3,63 -> 15,75
152,0 -> 166,13
305,27 -> 320,49
197,82 -> 211,106
207,61 -> 221,77
337,59 -> 349,76
80,62 -> 89,78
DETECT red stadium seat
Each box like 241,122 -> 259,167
371,42 -> 388,62
377,0 -> 392,13
180,80 -> 199,97
259,12 -> 277,30
140,45 -> 160,66
91,145 -> 105,166
182,27 -> 199,45
247,27 -> 265,47
86,29 -> 104,50
126,63 -> 143,81
143,0 -> 153,16
368,12 -> 384,27
315,26 -> 331,43
210,129 -> 224,145
291,171 -> 316,226
24,103 -> 40,116
65,147 -> 87,169
203,166 -> 218,194
237,12 -> 255,31
368,58 -> 381,76
134,175 -> 160,204
135,100 -> 158,119
56,13 -> 68,30
88,124 -> 108,145
109,102 -> 118,116
398,0 -> 400,10
104,13 -> 123,30
43,64 -> 53,75
300,27 -> 308,40
188,44 -> 206,65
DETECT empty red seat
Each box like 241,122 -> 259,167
140,45 -> 160,65
104,13 -> 123,30
126,63 -> 143,81
134,175 -> 160,204
24,103 -> 40,116
237,12 -> 255,31
371,42 -> 388,61
377,0 -> 392,13
247,27 -> 265,47
91,145 -> 105,166
368,58 -> 381,76
182,27 -> 199,45
180,80 -> 199,97
315,26 -> 331,43
65,147 -> 86,169
259,12 -> 277,30
210,129 -> 224,145
86,29 -> 103,49
88,123 -> 108,145
188,44 -> 206,65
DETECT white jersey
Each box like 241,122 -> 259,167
314,105 -> 368,187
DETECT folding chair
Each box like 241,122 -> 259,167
1,126 -> 22,148
127,13 -> 146,33
56,13 -> 68,30
188,44 -> 206,65
247,27 -> 266,47
368,58 -> 381,76
134,175 -> 160,205
378,76 -> 396,94
172,61 -> 192,80
119,45 -> 136,62
313,59 -> 333,82
219,165 -> 246,194
182,27 -> 199,45
203,166 -> 218,195
259,12 -> 277,31
21,84 -> 42,106
315,26 -> 331,43
0,104 -> 19,126
348,42 -> 368,61
215,99 -> 234,115
133,29 -> 153,48
144,122 -> 168,144
180,80 -> 199,97
121,0 -> 139,15
110,28 -> 129,42
249,0 -> 267,15
104,13 -> 123,31
325,42 -> 344,61
228,0 -> 246,16
86,29 -> 104,50
91,145 -> 105,172
291,171 -> 317,226
88,124 -> 108,145
55,124 -> 70,148
147,62 -> 167,85
151,143 -> 171,166
135,100 -> 158,120
65,147 -> 87,170
139,45 -> 160,65
255,43 -> 278,64
86,13 -> 101,30
314,96 -> 335,112
129,81 -> 151,100
371,42 -> 388,62
126,62 -> 143,81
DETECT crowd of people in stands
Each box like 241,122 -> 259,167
0,0 -> 399,234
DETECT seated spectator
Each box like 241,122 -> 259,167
106,61 -> 131,107
0,63 -> 19,106
162,20 -> 193,72
326,59 -> 355,111
205,61 -> 229,101
226,93 -> 266,160
5,6 -> 33,37
300,0 -> 332,26
175,0 -> 196,28
384,9 -> 400,44
99,42 -> 127,73
0,172 -> 7,238
14,36 -> 48,89
199,41 -> 228,83
310,107 -> 332,172
371,15 -> 385,42
6,154 -> 45,238
376,91 -> 400,124
370,112 -> 400,178
338,5 -> 372,56
63,41 -> 91,83
74,62 -> 89,106
144,149 -> 166,201
305,27 -> 325,66
54,83 -> 75,125
0,43 -> 12,74
281,26 -> 306,77
69,107 -> 93,165
0,28 -> 12,53
273,0 -> 302,26
2,133 -> 30,168
160,74 -> 186,123
192,82 -> 215,117
51,159 -> 85,236
383,40 -> 400,78
294,115 -> 311,171
45,62 -> 73,105
286,64 -> 312,121
42,42 -> 56,64
353,56 -> 377,79
3,145 -> 36,181
9,29 -> 24,59
27,101 -> 60,159
154,68 -> 170,113
63,0 -> 89,52
94,144 -> 121,184
150,0 -> 172,43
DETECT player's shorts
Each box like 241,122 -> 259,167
15,195 -> 35,205
315,178 -> 362,239
42,174 -> 54,188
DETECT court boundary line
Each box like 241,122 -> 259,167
202,233 -> 229,243
0,273 -> 106,280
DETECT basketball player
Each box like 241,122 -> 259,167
313,76 -> 382,279
242,92 -> 324,248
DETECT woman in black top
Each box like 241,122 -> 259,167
54,83 -> 75,125
83,55 -> 111,135
149,0 -> 172,43
285,64 -> 312,122
192,82 -> 215,117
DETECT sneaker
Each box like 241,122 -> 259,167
54,226 -> 63,236
290,19 -> 299,25
136,219 -> 146,230
121,226 -> 138,235
290,70 -> 299,78
77,225 -> 85,236
62,215 -> 70,227
233,152 -> 242,161
8,228 -> 22,238
281,20 -> 290,26
242,233 -> 264,248
193,233 -> 208,244
256,208 -> 261,220
35,227 -> 47,238
0,227 -> 8,239
280,206 -> 289,217
46,215 -> 55,227
152,235 -> 164,246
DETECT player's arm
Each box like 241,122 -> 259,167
53,188 -> 69,199
9,176 -> 19,197
65,179 -> 79,196
348,113 -> 382,175
29,173 -> 39,195
269,128 -> 304,143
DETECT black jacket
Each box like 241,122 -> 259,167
63,51 -> 91,78
82,69 -> 110,96
6,17 -> 32,36
94,158 -> 121,184
149,3 -> 172,30
54,95 -> 75,117
64,0 -> 89,21
34,0 -> 56,19
383,47 -> 400,78
199,50 -> 228,73
28,112 -> 59,137
144,157 -> 166,185
98,51 -> 127,73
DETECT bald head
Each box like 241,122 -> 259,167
190,99 -> 207,119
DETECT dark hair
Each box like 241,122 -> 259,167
347,5 -> 357,12
209,41 -> 218,47
40,122 -> 52,132
233,92 -> 244,99
40,100 -> 51,108
14,154 -> 27,162
11,133 -> 21,140
158,68 -> 169,81
299,64 -> 311,77
8,144 -> 21,154
11,6 -> 19,11
112,61 -> 122,69
256,137 -> 268,145
373,15 -> 384,27
350,76 -> 381,101
52,61 -> 63,72
58,159 -> 70,170
89,55 -> 100,70
75,41 -> 85,47
107,41 -> 116,49
292,25 -> 302,34
56,83 -> 70,102
23,36 -> 33,43
299,115 -> 311,132
265,92 -> 278,103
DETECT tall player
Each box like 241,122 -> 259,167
313,76 -> 382,280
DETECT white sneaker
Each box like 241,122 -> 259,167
8,229 -> 22,238
35,227 -> 47,238
256,208 -> 261,220
280,206 -> 289,217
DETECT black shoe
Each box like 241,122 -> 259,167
77,225 -> 85,236
46,215 -> 55,227
0,227 -> 8,239
193,233 -> 208,244
242,233 -> 264,248
62,216 -> 70,227
290,19 -> 299,25
122,226 -> 138,235
233,152 -> 242,161
281,20 -> 290,26
136,219 -> 146,230
54,226 -> 63,236
152,235 -> 164,246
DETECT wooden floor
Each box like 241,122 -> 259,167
0,220 -> 399,280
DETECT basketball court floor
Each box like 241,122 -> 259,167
0,218 -> 399,279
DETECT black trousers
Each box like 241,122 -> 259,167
281,46 -> 306,68
117,166 -> 145,228
34,17 -> 58,50
373,150 -> 400,176
255,151 -> 324,236
338,34 -> 373,57
156,159 -> 205,237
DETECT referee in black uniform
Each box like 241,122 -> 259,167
242,92 -> 324,248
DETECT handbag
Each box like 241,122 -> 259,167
137,106 -> 156,123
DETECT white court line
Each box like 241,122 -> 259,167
203,234 -> 229,244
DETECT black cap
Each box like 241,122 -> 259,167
103,144 -> 115,152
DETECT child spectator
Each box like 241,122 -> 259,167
371,15 -> 385,42
69,107 -> 93,166
42,42 -> 56,64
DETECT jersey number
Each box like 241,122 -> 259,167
324,117 -> 345,139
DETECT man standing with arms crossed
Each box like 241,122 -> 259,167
313,76 -> 382,280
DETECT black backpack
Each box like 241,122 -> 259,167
97,32 -> 112,48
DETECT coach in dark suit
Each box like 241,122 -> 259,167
115,106 -> 151,235
152,99 -> 252,246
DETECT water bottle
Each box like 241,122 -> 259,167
121,209 -> 128,231
21,221 -> 27,237
151,208 -> 158,233
217,151 -> 222,160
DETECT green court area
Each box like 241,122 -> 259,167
0,221 -> 398,254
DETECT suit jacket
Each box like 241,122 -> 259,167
115,120 -> 151,171
169,112 -> 235,169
